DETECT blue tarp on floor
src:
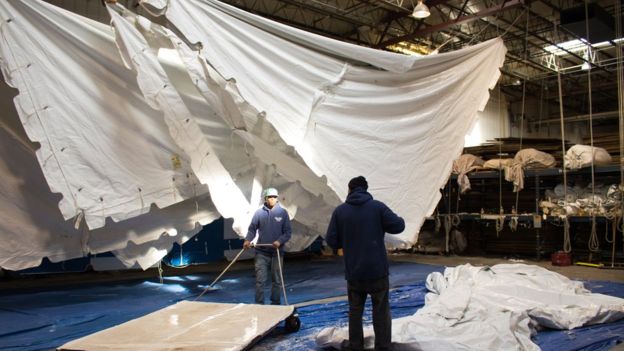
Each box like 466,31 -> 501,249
0,259 -> 622,351
253,280 -> 624,351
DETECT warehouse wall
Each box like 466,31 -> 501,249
464,90 -> 510,147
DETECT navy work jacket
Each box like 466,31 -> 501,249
326,188 -> 405,280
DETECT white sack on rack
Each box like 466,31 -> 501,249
452,154 -> 484,193
505,148 -> 556,192
564,145 -> 612,169
316,264 -> 624,351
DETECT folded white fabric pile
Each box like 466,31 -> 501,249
317,263 -> 624,350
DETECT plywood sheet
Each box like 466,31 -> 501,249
58,301 -> 294,350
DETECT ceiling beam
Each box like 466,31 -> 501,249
375,0 -> 524,48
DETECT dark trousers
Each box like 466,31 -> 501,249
344,276 -> 391,351
254,252 -> 283,305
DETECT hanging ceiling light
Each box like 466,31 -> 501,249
412,0 -> 430,19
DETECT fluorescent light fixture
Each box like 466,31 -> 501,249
545,37 -> 624,56
412,1 -> 430,19
544,39 -> 588,55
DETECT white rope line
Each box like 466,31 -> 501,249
615,0 -> 623,265
500,8 -> 527,39
194,247 -> 246,301
514,10 -> 529,212
584,0 -> 599,252
588,216 -> 600,252
605,219 -> 613,244
158,260 -> 164,284
553,22 -> 571,253
498,84 -> 503,214
563,216 -> 572,253
495,216 -> 504,236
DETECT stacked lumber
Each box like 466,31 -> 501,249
581,132 -> 623,160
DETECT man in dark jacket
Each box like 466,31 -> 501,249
244,187 -> 292,305
326,176 -> 405,351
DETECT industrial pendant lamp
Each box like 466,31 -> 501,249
412,0 -> 430,19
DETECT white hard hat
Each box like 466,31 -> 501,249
263,188 -> 279,197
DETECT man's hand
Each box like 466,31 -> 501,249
243,240 -> 251,249
272,240 -> 281,249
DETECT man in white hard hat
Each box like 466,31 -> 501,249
244,187 -> 292,305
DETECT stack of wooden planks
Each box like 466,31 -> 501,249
582,132 -> 623,160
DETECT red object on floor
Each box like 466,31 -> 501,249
551,251 -> 572,266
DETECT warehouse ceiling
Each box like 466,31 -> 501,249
46,0 -> 623,127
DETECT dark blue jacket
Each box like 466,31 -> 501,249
246,203 -> 292,256
325,188 -> 405,280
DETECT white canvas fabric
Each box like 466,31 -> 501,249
107,6 -> 254,235
0,0 -> 221,269
0,0 -> 205,229
0,0 -> 506,269
316,264 -> 624,350
564,144 -> 612,169
0,97 -> 221,270
0,115 -> 84,270
141,0 -> 507,248
0,0 -> 330,269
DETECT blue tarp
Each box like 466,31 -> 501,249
254,280 -> 624,351
0,259 -> 622,351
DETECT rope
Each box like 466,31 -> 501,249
451,214 -> 461,226
495,216 -> 505,236
498,84 -> 503,214
191,176 -> 199,215
164,245 -> 190,269
138,187 -> 144,210
537,79 -> 545,134
194,247 -> 246,301
554,22 -> 570,252
158,260 -> 164,284
444,215 -> 452,252
563,216 -> 572,253
435,213 -> 441,233
584,0 -> 599,253
514,10 -> 530,212
500,8 -> 527,39
606,219 -> 613,244
616,0 -> 623,262
588,216 -> 600,252
509,216 -> 519,232
616,0 -> 624,242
